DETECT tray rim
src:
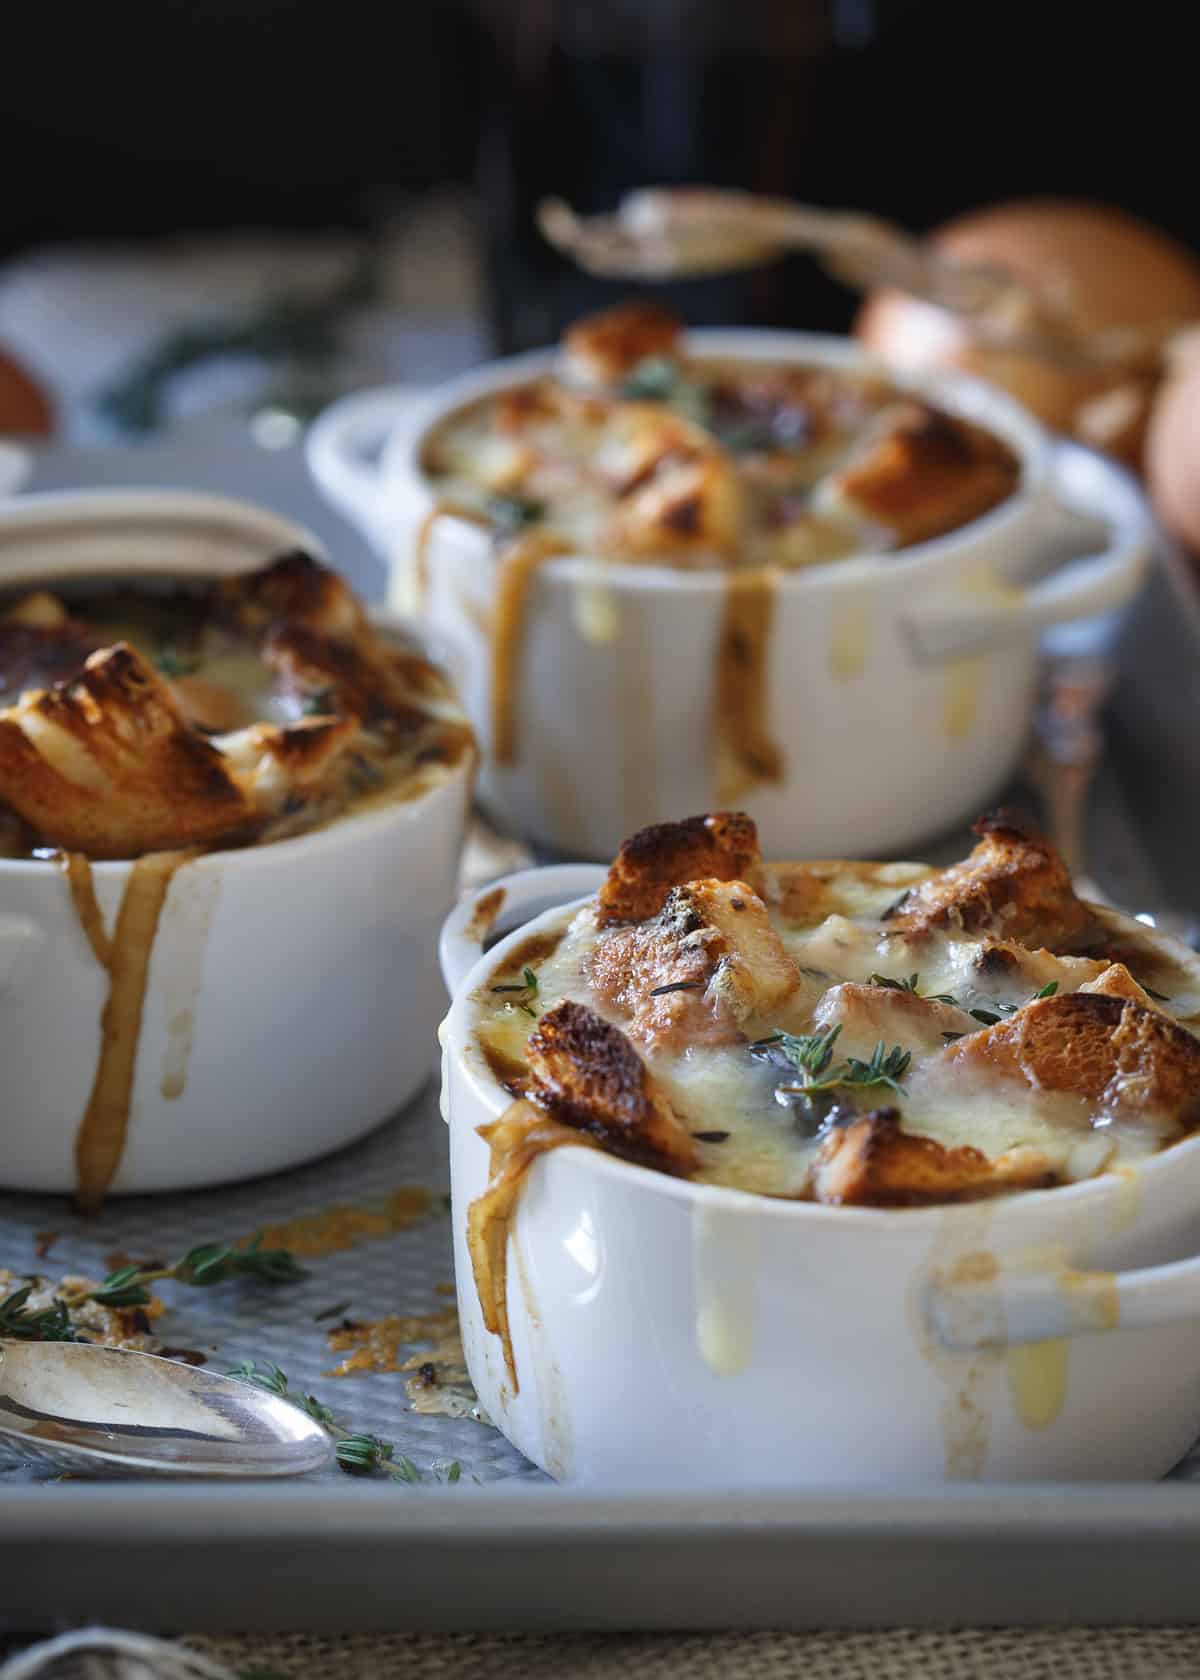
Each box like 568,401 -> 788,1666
6,1480 -> 1200,1633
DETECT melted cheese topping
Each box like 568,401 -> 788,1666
422,358 -> 1020,571
474,861 -> 1200,1200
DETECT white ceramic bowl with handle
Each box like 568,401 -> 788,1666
0,489 -> 473,1195
438,868 -> 1200,1488
308,332 -> 1153,861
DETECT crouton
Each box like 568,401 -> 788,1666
812,981 -> 977,1064
810,1108 -> 1058,1206
561,301 -> 682,390
596,811 -> 764,926
524,1000 -> 698,1174
948,991 -> 1200,1128
588,878 -> 801,1048
883,810 -> 1092,949
826,402 -> 1019,547
0,643 -> 252,858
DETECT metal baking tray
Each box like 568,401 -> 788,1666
4,447 -> 1200,1634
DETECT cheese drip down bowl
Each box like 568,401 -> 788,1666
437,823 -> 1200,1488
0,491 -> 474,1196
308,328 -> 1152,860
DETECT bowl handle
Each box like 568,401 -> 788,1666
305,385 -> 430,553
438,865 -> 607,997
899,440 -> 1153,664
925,1249 -> 1200,1353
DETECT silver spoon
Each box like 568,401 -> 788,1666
0,1341 -> 333,1478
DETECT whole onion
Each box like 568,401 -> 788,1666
1146,345 -> 1200,550
855,201 -> 1200,454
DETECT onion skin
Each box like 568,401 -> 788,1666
1147,361 -> 1200,552
0,347 -> 53,437
855,201 -> 1200,441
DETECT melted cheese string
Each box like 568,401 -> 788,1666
490,533 -> 571,766
714,566 -> 783,804
466,1101 -> 595,1391
413,501 -> 491,614
74,850 -> 194,1212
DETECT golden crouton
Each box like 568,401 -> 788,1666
596,811 -> 764,926
524,1000 -> 698,1174
829,402 -> 1019,547
561,301 -> 682,389
603,406 -> 742,562
588,878 -> 801,1048
813,982 -> 977,1064
810,1108 -> 1058,1206
883,810 -> 1092,950
948,991 -> 1200,1127
0,643 -> 252,858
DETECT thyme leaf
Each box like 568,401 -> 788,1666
647,979 -> 705,997
90,1233 -> 306,1308
0,1284 -> 80,1342
490,964 -> 539,1019
226,1360 -> 458,1485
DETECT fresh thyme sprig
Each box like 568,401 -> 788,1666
226,1359 -> 461,1484
750,1025 -> 911,1104
0,1285 -> 80,1342
90,1235 -> 306,1309
490,965 -> 539,1018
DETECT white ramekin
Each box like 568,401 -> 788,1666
308,332 -> 1152,861
438,869 -> 1200,1488
0,490 -> 473,1194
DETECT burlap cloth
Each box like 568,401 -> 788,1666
8,1627 -> 1200,1678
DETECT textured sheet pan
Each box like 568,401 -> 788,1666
3,492 -> 1199,1633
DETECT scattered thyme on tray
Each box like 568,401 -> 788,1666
90,1234 -> 306,1307
226,1359 -> 462,1484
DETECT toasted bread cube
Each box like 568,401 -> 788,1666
822,402 -> 1018,548
525,1000 -> 698,1174
813,981 -> 977,1063
811,1108 -> 1057,1206
561,301 -> 682,390
948,991 -> 1200,1126
597,811 -> 764,926
0,643 -> 252,858
884,810 -> 1092,950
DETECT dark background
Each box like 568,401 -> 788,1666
0,0 -> 1191,350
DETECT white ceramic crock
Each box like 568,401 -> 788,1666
0,490 -> 473,1194
438,869 -> 1200,1488
308,333 -> 1153,861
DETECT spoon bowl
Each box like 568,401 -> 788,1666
0,1341 -> 334,1477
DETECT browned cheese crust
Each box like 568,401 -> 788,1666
811,1108 -> 1058,1206
596,811 -> 765,926
883,810 -> 1093,950
524,999 -> 698,1175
